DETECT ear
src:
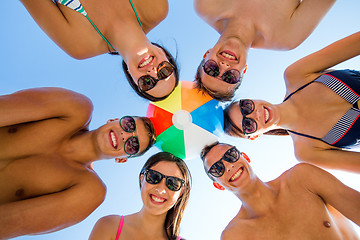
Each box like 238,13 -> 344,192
213,182 -> 225,191
115,157 -> 127,163
203,49 -> 211,59
243,65 -> 248,75
107,118 -> 120,124
249,134 -> 262,140
139,174 -> 144,187
241,152 -> 251,163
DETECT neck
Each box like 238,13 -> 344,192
135,209 -> 168,238
274,100 -> 300,130
218,18 -> 257,49
59,130 -> 103,166
111,21 -> 151,62
236,178 -> 278,218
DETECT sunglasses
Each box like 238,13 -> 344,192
202,59 -> 242,84
239,99 -> 257,135
137,61 -> 175,92
119,116 -> 140,155
207,147 -> 241,178
143,169 -> 185,191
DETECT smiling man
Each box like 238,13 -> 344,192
201,142 -> 360,239
0,87 -> 156,239
194,0 -> 336,101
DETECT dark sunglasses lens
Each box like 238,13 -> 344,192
203,60 -> 220,77
243,118 -> 257,134
120,116 -> 136,132
146,169 -> 163,184
222,69 -> 241,84
124,136 -> 139,155
240,100 -> 254,115
138,75 -> 157,91
224,148 -> 240,163
157,61 -> 174,80
209,161 -> 225,178
166,177 -> 183,191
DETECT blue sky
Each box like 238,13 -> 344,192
2,0 -> 360,239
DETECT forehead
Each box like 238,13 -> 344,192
150,161 -> 183,179
134,117 -> 150,152
204,144 -> 232,169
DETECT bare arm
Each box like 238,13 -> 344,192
280,0 -> 336,49
0,87 -> 93,128
0,176 -> 106,239
295,163 -> 360,226
19,0 -> 104,59
294,142 -> 360,173
285,31 -> 360,87
88,215 -> 120,240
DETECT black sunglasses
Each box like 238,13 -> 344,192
119,116 -> 140,155
208,147 -> 240,178
143,169 -> 185,191
137,61 -> 175,92
202,59 -> 242,84
239,99 -> 257,135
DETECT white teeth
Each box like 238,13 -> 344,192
151,195 -> 165,203
139,56 -> 153,68
230,167 -> 243,181
265,108 -> 270,123
110,131 -> 117,148
221,52 -> 236,60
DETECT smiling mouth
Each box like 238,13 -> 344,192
109,130 -> 118,149
138,56 -> 154,68
220,51 -> 237,60
150,194 -> 166,204
264,107 -> 270,123
229,166 -> 244,182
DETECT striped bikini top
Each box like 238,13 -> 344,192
56,0 -> 143,53
283,69 -> 360,148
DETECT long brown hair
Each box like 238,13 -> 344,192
139,152 -> 192,240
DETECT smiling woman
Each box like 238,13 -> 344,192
19,0 -> 179,101
88,152 -> 192,240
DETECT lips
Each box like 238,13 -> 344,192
150,194 -> 167,204
229,166 -> 244,182
138,55 -> 154,68
219,50 -> 238,61
109,130 -> 118,149
264,107 -> 270,123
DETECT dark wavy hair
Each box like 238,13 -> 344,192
122,43 -> 180,102
223,101 -> 289,137
194,59 -> 241,102
139,152 -> 191,240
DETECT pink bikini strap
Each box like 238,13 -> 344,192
115,215 -> 124,240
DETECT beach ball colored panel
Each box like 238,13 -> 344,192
147,81 -> 224,160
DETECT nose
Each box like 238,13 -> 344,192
155,180 -> 167,194
146,66 -> 157,77
120,131 -> 135,142
225,162 -> 235,172
219,61 -> 231,73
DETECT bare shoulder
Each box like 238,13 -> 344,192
89,215 -> 121,239
221,217 -> 251,240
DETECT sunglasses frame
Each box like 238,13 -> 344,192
239,99 -> 258,135
207,147 -> 241,178
119,116 -> 140,156
137,61 -> 175,92
143,169 -> 185,192
202,59 -> 242,84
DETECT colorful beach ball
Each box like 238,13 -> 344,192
147,81 -> 224,160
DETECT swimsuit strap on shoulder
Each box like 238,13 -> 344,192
85,15 -> 117,52
115,215 -> 125,240
129,0 -> 143,29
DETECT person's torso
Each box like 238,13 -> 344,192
0,119 -> 94,204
